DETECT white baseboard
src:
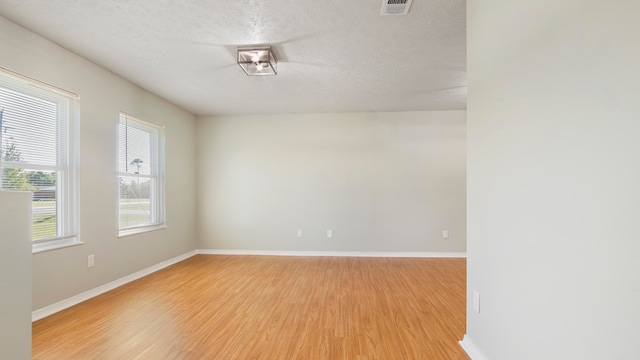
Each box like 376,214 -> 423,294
198,249 -> 466,258
459,334 -> 489,360
32,250 -> 198,322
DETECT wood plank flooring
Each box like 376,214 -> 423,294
33,255 -> 468,360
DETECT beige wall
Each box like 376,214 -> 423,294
0,192 -> 32,359
465,1 -> 640,359
0,16 -> 198,310
197,111 -> 466,253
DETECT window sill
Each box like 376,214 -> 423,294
118,224 -> 167,238
32,239 -> 84,254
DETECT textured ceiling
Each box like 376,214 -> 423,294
0,0 -> 466,116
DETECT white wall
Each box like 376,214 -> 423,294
0,16 -> 198,310
197,111 -> 466,253
0,192 -> 32,359
464,1 -> 640,359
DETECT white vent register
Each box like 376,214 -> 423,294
381,0 -> 413,15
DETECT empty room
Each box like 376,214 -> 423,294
1,1 -> 639,359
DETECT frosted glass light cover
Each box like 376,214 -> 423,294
237,47 -> 277,76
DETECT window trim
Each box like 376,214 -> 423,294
0,67 -> 81,253
117,113 -> 165,236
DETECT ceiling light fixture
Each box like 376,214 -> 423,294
237,46 -> 277,76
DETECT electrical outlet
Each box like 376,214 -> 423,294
473,290 -> 480,313
297,229 -> 303,238
88,254 -> 95,268
442,230 -> 449,239
327,229 -> 333,238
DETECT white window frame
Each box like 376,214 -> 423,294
118,113 -> 165,236
0,67 -> 81,253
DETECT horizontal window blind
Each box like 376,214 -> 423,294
0,67 -> 80,252
118,113 -> 165,233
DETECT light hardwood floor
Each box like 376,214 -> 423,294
33,255 -> 469,360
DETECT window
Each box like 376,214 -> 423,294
118,113 -> 165,235
0,68 -> 80,252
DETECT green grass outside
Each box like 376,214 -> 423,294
120,213 -> 152,228
119,198 -> 151,211
32,213 -> 56,239
119,198 -> 152,228
32,200 -> 56,208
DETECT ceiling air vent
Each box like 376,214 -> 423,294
381,0 -> 413,15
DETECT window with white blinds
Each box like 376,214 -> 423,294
0,67 -> 80,252
118,113 -> 165,235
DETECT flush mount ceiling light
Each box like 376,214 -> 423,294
237,46 -> 277,76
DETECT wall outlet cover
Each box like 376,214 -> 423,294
473,290 -> 480,313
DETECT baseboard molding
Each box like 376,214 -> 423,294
198,249 -> 467,258
459,335 -> 489,360
32,250 -> 198,322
